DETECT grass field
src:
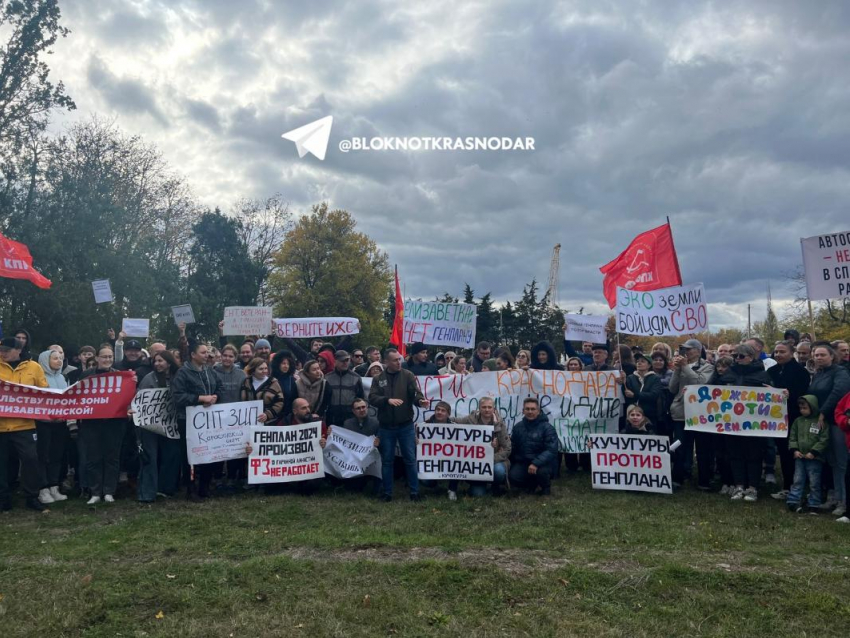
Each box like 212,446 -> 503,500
1,474 -> 849,637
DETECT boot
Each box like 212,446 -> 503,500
38,488 -> 55,504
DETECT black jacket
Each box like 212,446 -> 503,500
170,362 -> 222,424
625,372 -> 662,425
368,368 -> 423,428
530,341 -> 564,370
282,336 -> 353,365
404,359 -> 440,376
510,414 -> 558,468
340,415 -> 380,437
767,359 -> 810,423
711,361 -> 771,388
808,364 -> 850,426
324,368 -> 365,426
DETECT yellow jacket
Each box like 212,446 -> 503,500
0,359 -> 49,432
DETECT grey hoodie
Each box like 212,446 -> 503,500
38,350 -> 68,391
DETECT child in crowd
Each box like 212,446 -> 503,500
786,395 -> 830,513
624,404 -> 654,435
713,356 -> 734,378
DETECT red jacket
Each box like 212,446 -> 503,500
836,391 -> 850,450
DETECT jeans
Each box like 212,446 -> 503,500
449,461 -> 508,496
728,437 -> 766,489
36,421 -> 68,488
787,458 -> 823,507
775,436 -> 794,491
509,461 -> 552,492
80,421 -> 124,497
672,421 -> 694,483
378,423 -> 418,497
0,430 -> 41,500
826,424 -> 848,506
694,432 -> 715,488
137,428 -> 183,501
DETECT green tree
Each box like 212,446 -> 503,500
268,203 -> 391,346
186,210 -> 262,341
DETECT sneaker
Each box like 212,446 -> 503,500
819,500 -> 838,511
837,516 -> 850,524
770,490 -> 789,501
447,490 -> 457,502
49,486 -> 68,502
719,485 -> 731,495
38,488 -> 55,504
86,496 -> 102,505
104,494 -> 115,504
730,487 -> 745,500
119,471 -> 129,484
156,492 -> 170,499
832,505 -> 847,517
743,487 -> 758,502
26,497 -> 47,512
765,473 -> 776,485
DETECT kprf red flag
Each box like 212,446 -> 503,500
0,232 -> 52,289
390,266 -> 406,357
599,223 -> 681,307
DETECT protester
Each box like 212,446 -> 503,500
237,341 -> 255,369
405,342 -> 439,376
669,339 -> 714,489
808,344 -> 850,516
564,339 -> 594,367
495,350 -> 515,371
136,351 -> 182,503
270,350 -> 299,419
566,357 -> 584,371
745,337 -> 776,370
354,346 -> 381,376
316,349 -> 335,375
624,353 -> 661,427
254,339 -> 272,362
368,350 -> 428,501
515,350 -> 532,370
509,398 -> 558,495
530,341 -> 563,370
340,398 -> 380,437
366,361 -> 384,378
115,339 -> 152,486
171,340 -> 222,501
786,395 -> 830,513
324,350 -> 365,426
214,345 -> 247,404
240,358 -> 285,424
0,337 -> 49,511
438,351 -> 457,375
586,344 -> 612,371
452,396 -> 511,497
79,346 -> 125,505
469,341 -> 495,372
35,350 -> 69,505
651,342 -> 673,362
713,343 -> 771,502
295,360 -> 330,417
625,404 -> 654,435
767,340 -> 810,500
618,345 -> 637,376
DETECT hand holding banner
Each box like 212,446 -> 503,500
564,314 -> 608,343
122,318 -> 150,337
273,317 -> 360,339
589,433 -> 672,494
131,388 -> 179,438
185,400 -> 261,464
223,307 -> 273,336
683,385 -> 788,437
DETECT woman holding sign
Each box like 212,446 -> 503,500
240,358 -> 285,424
136,351 -> 182,503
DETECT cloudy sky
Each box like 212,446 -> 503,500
49,0 -> 850,328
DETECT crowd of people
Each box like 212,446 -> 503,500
1,321 -> 849,523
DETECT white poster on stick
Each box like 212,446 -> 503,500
615,283 -> 708,337
91,279 -> 113,304
222,306 -> 273,336
564,314 -> 608,343
122,318 -> 150,337
801,231 -> 850,301
171,304 -> 195,325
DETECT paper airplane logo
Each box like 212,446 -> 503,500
281,116 -> 333,160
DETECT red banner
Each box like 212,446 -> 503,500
390,265 -> 407,356
599,223 -> 682,308
0,372 -> 136,420
0,232 -> 52,289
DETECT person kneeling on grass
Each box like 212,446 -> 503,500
450,397 -> 511,499
509,398 -> 558,496
786,395 -> 830,514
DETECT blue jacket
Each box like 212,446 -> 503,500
510,414 -> 558,468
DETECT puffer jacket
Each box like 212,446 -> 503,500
669,358 -> 715,421
0,358 -> 49,432
453,409 -> 512,465
510,413 -> 558,468
214,365 -> 247,404
808,364 -> 850,426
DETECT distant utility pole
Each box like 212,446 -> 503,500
747,304 -> 751,338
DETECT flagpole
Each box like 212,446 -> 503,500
666,215 -> 684,283
807,298 -> 816,341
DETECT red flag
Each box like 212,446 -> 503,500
599,222 -> 681,307
0,232 -> 52,289
390,266 -> 406,357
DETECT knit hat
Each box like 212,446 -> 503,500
410,342 -> 428,356
255,338 -> 271,349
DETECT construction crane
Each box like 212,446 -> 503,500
546,243 -> 561,309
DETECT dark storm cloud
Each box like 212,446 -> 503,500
54,0 -> 850,326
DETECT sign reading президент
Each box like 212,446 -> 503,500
589,434 -> 672,494
403,300 -> 476,348
683,385 -> 788,437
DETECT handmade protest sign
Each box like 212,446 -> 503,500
323,425 -> 381,479
403,300 -> 476,348
121,318 -> 150,337
417,423 -> 494,480
616,282 -> 708,337
185,400 -> 261,465
564,314 -> 608,343
273,317 -> 359,339
171,304 -> 195,325
222,306 -> 273,336
364,369 -> 621,453
683,385 -> 788,437
248,422 -> 325,484
91,279 -> 113,304
131,388 -> 179,438
589,434 -> 672,494
0,371 -> 136,420
801,231 -> 850,300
